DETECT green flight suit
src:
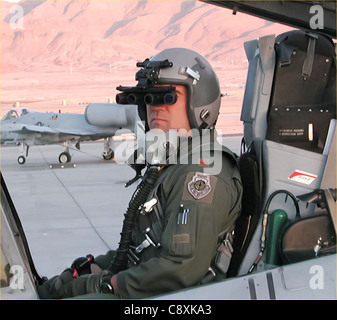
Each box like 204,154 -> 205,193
54,131 -> 243,300
96,131 -> 243,299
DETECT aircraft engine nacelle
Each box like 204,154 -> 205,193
84,103 -> 137,128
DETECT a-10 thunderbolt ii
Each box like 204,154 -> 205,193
0,103 -> 137,164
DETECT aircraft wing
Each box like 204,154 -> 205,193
2,123 -> 96,136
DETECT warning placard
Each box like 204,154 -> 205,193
288,170 -> 317,185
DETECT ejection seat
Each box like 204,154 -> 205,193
227,30 -> 336,277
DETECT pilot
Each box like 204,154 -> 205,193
37,48 -> 243,299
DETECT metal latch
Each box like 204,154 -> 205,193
134,227 -> 161,254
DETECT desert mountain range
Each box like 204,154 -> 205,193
1,0 -> 294,72
1,0 -> 293,133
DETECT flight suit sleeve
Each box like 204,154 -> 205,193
116,163 -> 241,299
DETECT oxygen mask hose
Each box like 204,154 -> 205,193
110,166 -> 160,274
248,190 -> 300,273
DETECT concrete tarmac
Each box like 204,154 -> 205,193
0,135 -> 242,279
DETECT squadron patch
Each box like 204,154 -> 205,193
187,172 -> 212,200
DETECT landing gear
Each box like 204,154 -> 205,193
102,137 -> 114,160
59,151 -> 71,164
17,143 -> 29,165
103,148 -> 114,160
58,140 -> 72,163
18,155 -> 26,165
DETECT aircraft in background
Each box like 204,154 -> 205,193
0,103 -> 137,164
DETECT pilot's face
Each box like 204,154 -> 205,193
146,85 -> 191,134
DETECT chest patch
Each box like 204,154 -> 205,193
187,172 -> 212,200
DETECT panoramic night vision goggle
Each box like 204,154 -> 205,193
116,58 -> 177,106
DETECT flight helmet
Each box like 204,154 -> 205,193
116,47 -> 221,131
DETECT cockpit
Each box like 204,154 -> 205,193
1,108 -> 32,121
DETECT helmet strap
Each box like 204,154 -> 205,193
199,109 -> 211,130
